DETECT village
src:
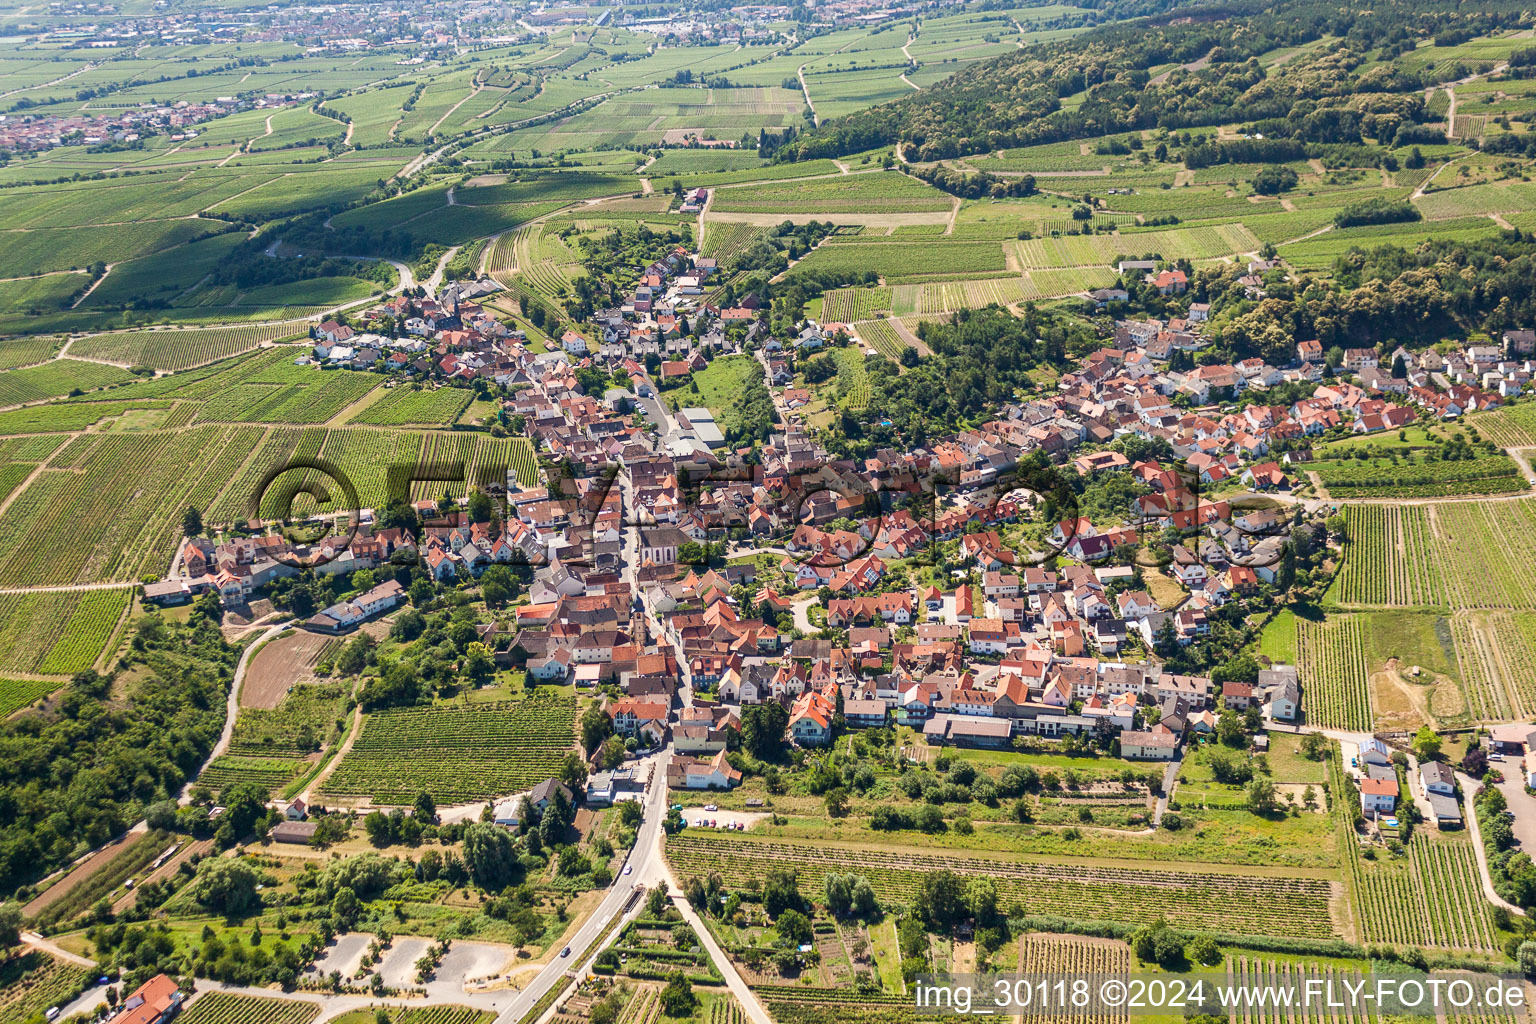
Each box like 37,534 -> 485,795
148,223 -> 1536,802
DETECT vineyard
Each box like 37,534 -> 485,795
1223,956 -> 1373,1024
0,425 -> 267,585
665,834 -> 1337,938
1349,835 -> 1498,951
387,1008 -> 497,1024
1335,505 -> 1446,607
852,319 -> 909,362
1296,615 -> 1374,731
1421,500 -> 1536,609
831,348 -> 870,411
0,357 -> 136,407
0,588 -> 131,675
70,322 -> 308,372
1312,452 -> 1527,498
1330,756 -> 1498,952
321,697 -> 576,803
0,677 -> 62,717
821,287 -> 893,322
0,951 -> 91,1024
701,222 -> 769,270
1467,404 -> 1536,448
229,681 -> 351,756
1449,611 -> 1515,722
198,754 -> 311,794
177,992 -> 320,1024
349,385 -> 473,426
1018,935 -> 1129,1024
754,986 -> 931,1024
1490,612 -> 1536,718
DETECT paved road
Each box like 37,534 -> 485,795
492,754 -> 670,1023
181,622 -> 289,805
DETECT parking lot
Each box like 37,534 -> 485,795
678,805 -> 770,830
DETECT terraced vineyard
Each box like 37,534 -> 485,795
70,322 -> 308,372
1335,505 -> 1446,607
177,992 -> 320,1024
1296,615 -> 1373,731
321,696 -> 576,803
665,834 -> 1337,938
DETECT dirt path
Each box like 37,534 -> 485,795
797,63 -> 817,126
430,83 -> 483,138
299,704 -> 363,803
68,264 -> 111,309
1148,47 -> 1213,86
20,932 -> 96,968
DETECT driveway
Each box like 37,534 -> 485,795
1491,770 -> 1536,852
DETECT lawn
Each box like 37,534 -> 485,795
662,354 -> 762,430
1257,607 -> 1299,664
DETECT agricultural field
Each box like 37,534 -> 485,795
1345,825 -> 1497,951
0,950 -> 91,1023
347,385 -> 473,426
1334,505 -> 1447,608
1310,449 -> 1528,498
69,322 -> 309,371
320,696 -> 577,804
1295,614 -> 1373,731
1018,935 -> 1130,1024
710,173 -> 953,215
0,357 -> 138,407
1467,403 -> 1536,448
665,833 -> 1338,938
851,318 -> 910,362
790,240 -> 1007,281
177,992 -> 320,1024
0,588 -> 131,676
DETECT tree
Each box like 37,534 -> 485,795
660,971 -> 697,1017
192,857 -> 260,915
1413,725 -> 1441,761
364,811 -> 394,847
776,907 -> 813,948
182,506 -> 203,537
413,792 -> 437,824
581,702 -> 613,753
462,823 -> 520,890
331,886 -> 361,929
824,787 -> 851,817
741,702 -> 789,760
467,487 -> 496,524
1246,776 -> 1279,815
762,866 -> 804,918
1189,935 -> 1220,965
0,900 -> 21,947
463,642 -> 495,686
913,869 -> 964,930
1300,731 -> 1331,761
